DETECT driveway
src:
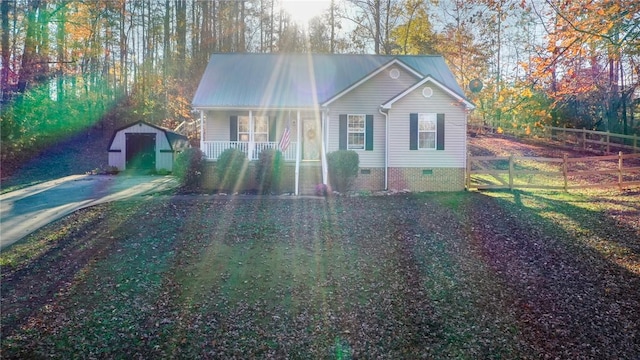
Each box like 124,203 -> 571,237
0,175 -> 178,250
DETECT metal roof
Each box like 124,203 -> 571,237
192,53 -> 469,109
108,121 -> 189,151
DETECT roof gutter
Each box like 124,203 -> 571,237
191,105 -> 318,111
379,106 -> 389,190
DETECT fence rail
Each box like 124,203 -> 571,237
201,141 -> 297,161
467,152 -> 640,191
469,124 -> 640,154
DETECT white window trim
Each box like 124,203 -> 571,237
418,113 -> 437,150
238,115 -> 269,142
347,114 -> 366,150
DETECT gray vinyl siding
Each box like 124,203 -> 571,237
327,66 -> 418,168
388,84 -> 467,168
108,123 -> 175,171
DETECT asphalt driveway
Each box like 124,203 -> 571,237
0,175 -> 178,250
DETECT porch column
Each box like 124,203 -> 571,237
199,110 -> 204,152
248,110 -> 254,160
321,109 -> 328,185
295,110 -> 301,196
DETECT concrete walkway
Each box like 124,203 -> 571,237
0,174 -> 178,250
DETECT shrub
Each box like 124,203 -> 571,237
255,148 -> 284,194
173,148 -> 204,189
216,148 -> 248,192
315,183 -> 330,197
326,150 -> 359,192
105,166 -> 120,175
155,168 -> 171,176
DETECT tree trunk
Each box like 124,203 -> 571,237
175,0 -> 186,76
56,4 -> 65,102
1,0 -> 11,102
17,0 -> 41,94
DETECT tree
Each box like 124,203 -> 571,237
390,0 -> 437,55
531,0 -> 640,132
345,0 -> 402,54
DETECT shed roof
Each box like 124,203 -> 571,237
192,53 -> 469,109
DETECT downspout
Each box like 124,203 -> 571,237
295,110 -> 301,195
379,107 -> 389,190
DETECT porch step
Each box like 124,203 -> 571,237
298,164 -> 322,195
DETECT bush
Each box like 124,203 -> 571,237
216,148 -> 248,192
173,148 -> 204,189
255,148 -> 283,194
326,150 -> 359,192
315,183 -> 330,197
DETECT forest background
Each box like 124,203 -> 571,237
1,0 -> 639,169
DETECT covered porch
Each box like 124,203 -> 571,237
197,108 -> 328,194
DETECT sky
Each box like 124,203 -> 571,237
280,0 -> 332,28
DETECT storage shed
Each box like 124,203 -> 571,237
108,121 -> 189,172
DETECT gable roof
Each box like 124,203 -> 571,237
382,76 -> 476,110
192,53 -> 470,109
108,121 -> 189,151
321,58 -> 422,106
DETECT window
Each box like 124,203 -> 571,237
347,114 -> 365,150
238,116 -> 269,142
418,113 -> 437,149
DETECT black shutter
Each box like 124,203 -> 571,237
339,114 -> 347,150
409,113 -> 418,150
436,113 -> 445,150
268,116 -> 276,142
230,115 -> 238,141
365,115 -> 374,151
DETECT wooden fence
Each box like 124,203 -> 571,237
467,152 -> 640,191
469,124 -> 640,154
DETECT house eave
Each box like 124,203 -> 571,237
192,105 -> 322,111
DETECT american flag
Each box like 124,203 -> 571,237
279,121 -> 291,152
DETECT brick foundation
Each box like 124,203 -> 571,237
202,162 -> 464,193
351,167 -> 385,191
388,167 -> 465,192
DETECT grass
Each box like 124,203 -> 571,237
1,192 -> 639,358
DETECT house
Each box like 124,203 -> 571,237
108,121 -> 189,172
192,53 -> 474,194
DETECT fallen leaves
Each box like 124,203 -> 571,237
1,192 -> 639,358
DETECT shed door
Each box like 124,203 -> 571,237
126,133 -> 156,170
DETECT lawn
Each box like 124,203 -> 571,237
1,191 -> 639,359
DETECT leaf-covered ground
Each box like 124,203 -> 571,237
2,190 -> 639,359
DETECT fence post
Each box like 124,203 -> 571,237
509,155 -> 514,190
606,131 -> 611,154
618,151 -> 623,191
582,128 -> 587,151
563,153 -> 568,192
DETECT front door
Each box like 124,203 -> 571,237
302,118 -> 320,160
126,133 -> 156,171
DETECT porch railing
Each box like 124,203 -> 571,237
201,141 -> 297,161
